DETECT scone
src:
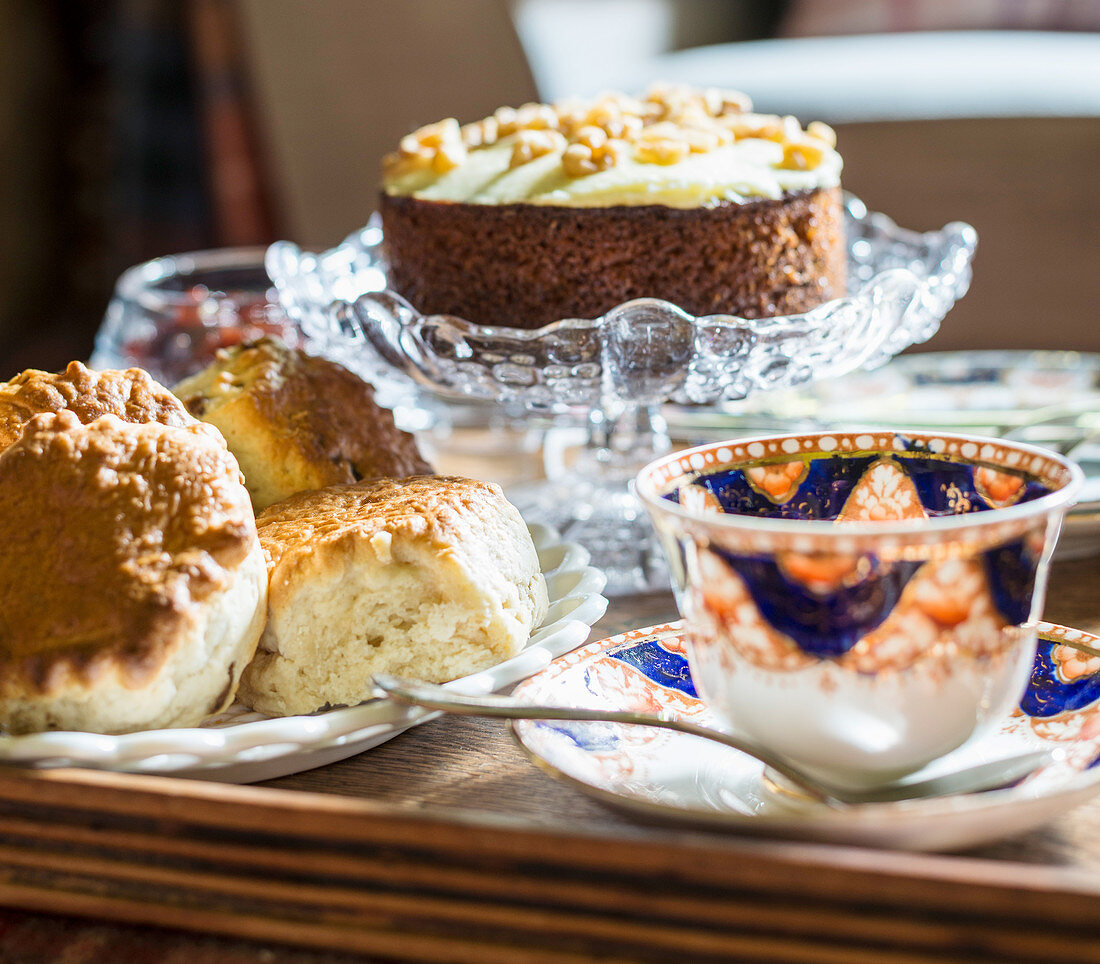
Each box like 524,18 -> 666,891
380,84 -> 846,328
174,337 -> 432,511
237,476 -> 548,716
0,361 -> 195,449
0,412 -> 267,734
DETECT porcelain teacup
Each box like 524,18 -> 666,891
636,430 -> 1083,788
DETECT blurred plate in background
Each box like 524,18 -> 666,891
665,350 -> 1100,558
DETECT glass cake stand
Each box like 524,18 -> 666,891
265,195 -> 977,594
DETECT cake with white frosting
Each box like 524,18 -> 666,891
379,84 -> 846,329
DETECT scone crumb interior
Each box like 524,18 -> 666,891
238,476 -> 548,717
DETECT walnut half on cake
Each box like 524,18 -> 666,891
379,84 -> 846,329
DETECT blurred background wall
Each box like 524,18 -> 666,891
1,0 -> 1097,375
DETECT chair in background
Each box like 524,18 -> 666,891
232,0 -> 538,249
0,0 -> 537,371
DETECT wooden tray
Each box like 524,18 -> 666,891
1,557 -> 1099,963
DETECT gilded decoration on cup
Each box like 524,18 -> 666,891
974,465 -> 1028,509
743,460 -> 810,504
650,431 -> 1071,681
836,457 -> 927,522
687,552 -> 816,673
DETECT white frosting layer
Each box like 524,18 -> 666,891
385,134 -> 842,208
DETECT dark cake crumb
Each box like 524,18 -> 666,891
380,187 -> 846,329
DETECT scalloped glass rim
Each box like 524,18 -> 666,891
265,194 -> 977,410
350,209 -> 973,346
0,524 -> 607,780
353,267 -> 903,345
352,266 -> 923,404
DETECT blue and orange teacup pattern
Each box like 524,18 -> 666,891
636,431 -> 1083,787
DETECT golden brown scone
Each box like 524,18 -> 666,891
237,476 -> 548,716
0,361 -> 195,450
174,338 -> 432,512
0,412 -> 267,734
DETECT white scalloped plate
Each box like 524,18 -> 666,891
0,524 -> 607,783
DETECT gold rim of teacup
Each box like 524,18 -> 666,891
636,429 -> 1085,551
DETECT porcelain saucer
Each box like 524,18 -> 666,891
511,621 -> 1100,852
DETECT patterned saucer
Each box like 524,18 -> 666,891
511,621 -> 1100,852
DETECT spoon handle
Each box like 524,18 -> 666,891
373,675 -> 1052,808
374,674 -> 843,805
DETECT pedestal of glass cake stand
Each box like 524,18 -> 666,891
266,196 -> 977,595
509,399 -> 680,590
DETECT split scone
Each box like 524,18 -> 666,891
174,338 -> 432,512
0,412 -> 267,734
0,361 -> 195,450
237,476 -> 548,716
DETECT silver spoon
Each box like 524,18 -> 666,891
373,674 -> 1054,809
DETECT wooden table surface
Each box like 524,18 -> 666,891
0,553 -> 1098,963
